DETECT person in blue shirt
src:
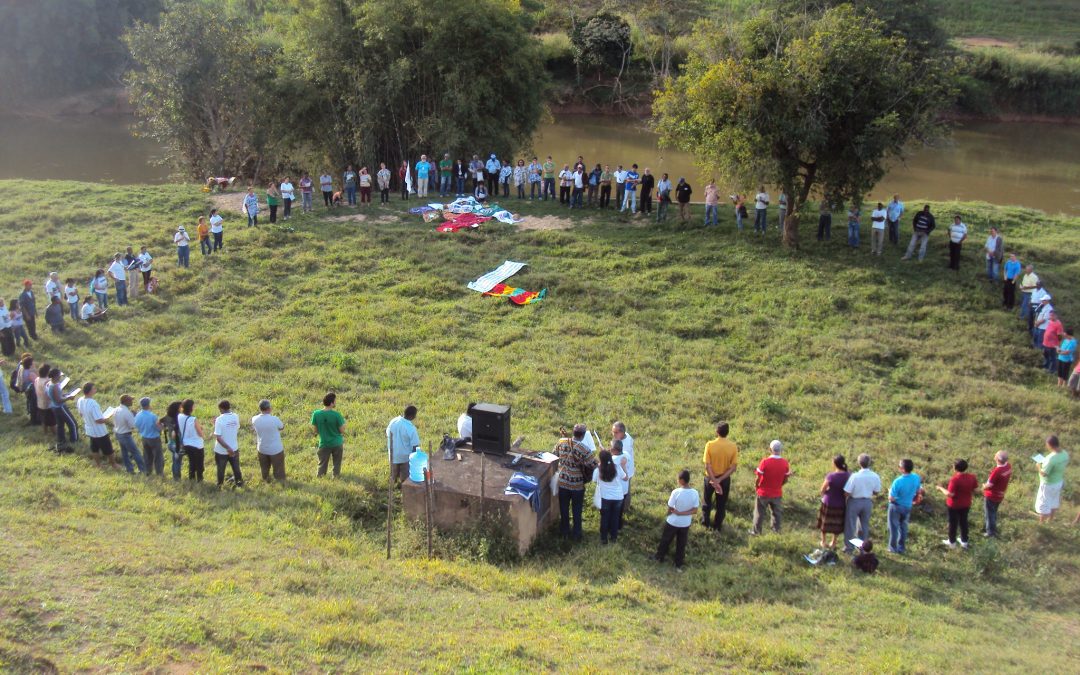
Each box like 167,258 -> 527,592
485,154 -> 502,197
415,155 -> 430,198
1057,327 -> 1076,386
886,194 -> 905,245
621,164 -> 640,214
1002,253 -> 1022,310
887,458 -> 923,554
135,397 -> 165,476
386,405 -> 421,487
243,187 -> 259,228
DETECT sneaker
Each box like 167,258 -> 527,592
941,539 -> 956,549
747,529 -> 759,536
960,541 -> 969,549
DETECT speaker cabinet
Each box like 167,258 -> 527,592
470,403 -> 511,455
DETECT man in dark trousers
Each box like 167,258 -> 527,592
18,280 -> 37,340
639,168 -> 656,215
901,204 -> 936,262
702,422 -> 738,531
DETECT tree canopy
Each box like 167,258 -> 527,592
654,4 -> 955,247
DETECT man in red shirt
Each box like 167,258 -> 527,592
750,439 -> 792,535
1042,310 -> 1064,373
982,451 -> 1011,538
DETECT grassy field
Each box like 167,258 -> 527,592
939,0 -> 1080,43
0,180 -> 1078,672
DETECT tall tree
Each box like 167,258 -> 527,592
654,5 -> 954,248
124,1 -> 285,177
285,0 -> 547,170
633,0 -> 706,83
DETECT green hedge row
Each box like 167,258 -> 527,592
955,48 -> 1080,117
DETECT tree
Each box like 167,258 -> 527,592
285,0 -> 547,171
124,1 -> 284,177
633,0 -> 706,83
654,5 -> 954,248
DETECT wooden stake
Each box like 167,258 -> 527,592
386,435 -> 393,560
425,441 -> 433,560
480,449 -> 486,521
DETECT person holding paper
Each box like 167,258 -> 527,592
135,397 -> 165,477
751,439 -> 791,535
77,382 -> 118,469
843,454 -> 882,553
177,399 -> 207,481
612,421 -> 635,514
1036,435 -> 1070,524
112,394 -> 147,474
982,451 -> 1012,538
936,458 -> 978,548
312,392 -> 346,478
386,404 -> 419,487
554,424 -> 597,542
46,368 -> 79,450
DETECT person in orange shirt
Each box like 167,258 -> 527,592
702,422 -> 738,531
196,216 -> 211,256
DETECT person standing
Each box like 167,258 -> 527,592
639,168 -> 655,215
613,165 -> 626,209
414,155 -> 430,198
312,392 -> 346,478
89,268 -> 109,310
377,163 -> 391,204
621,164 -> 640,214
484,154 -> 501,196
701,422 -> 737,531
886,194 -> 904,245
212,400 -> 243,488
843,453 -> 882,553
869,202 -> 887,255
901,205 -> 936,262
15,355 -> 38,425
515,160 -> 529,200
499,160 -> 512,198
586,164 -> 601,206
592,450 -> 626,544
570,165 -> 584,209
343,165 -> 358,206
135,397 -> 165,477
655,173 -> 672,223
558,164 -> 572,206
817,199 -> 832,241
358,167 -> 372,205
936,458 -> 978,549
299,172 -> 314,213
982,451 -> 1012,538
1057,327 -> 1076,386
162,401 -> 183,480
209,208 -> 224,252
18,280 -> 37,340
0,301 -> 16,356
280,177 -> 295,220
76,382 -> 117,469
611,421 -> 635,513
527,157 -> 542,200
887,458 -> 923,554
0,358 -> 11,414
427,157 -> 438,198
734,194 -> 747,232
652,469 -> 699,570
777,191 -> 788,233
846,203 -> 861,248
542,156 -> 556,201
195,215 -> 211,256
675,178 -> 692,223
62,279 -> 79,320
386,404 -> 419,486
266,182 -> 281,223
753,185 -> 770,235
1041,310 -> 1063,373
1036,435 -> 1069,524
1002,254 -> 1022,309
397,161 -> 409,200
44,272 -> 62,303
136,246 -> 153,291
984,227 -> 1003,281
107,253 -> 128,306
947,215 -> 968,271
35,364 -> 54,439
320,171 -> 334,208
554,424 -> 597,541
817,455 -> 850,550
750,440 -> 791,535
251,399 -> 286,483
703,180 -> 719,227
113,394 -> 147,474
177,399 -> 206,481
9,300 -> 30,349
44,297 -> 65,334
438,153 -> 452,197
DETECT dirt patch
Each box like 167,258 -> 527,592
208,191 -> 246,215
324,212 -> 398,225
516,215 -> 574,231
960,37 -> 1017,49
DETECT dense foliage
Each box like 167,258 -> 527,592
654,5 -> 955,247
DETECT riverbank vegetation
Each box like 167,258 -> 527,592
1,181 -> 1078,670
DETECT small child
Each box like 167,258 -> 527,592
651,469 -> 700,571
852,539 -> 879,574
474,183 -> 488,203
64,279 -> 79,321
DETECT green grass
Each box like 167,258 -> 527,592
939,0 -> 1080,43
1,180 -> 1078,672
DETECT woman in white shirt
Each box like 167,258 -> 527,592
176,398 -> 206,481
137,247 -> 153,290
91,269 -> 109,310
592,450 -> 627,544
280,178 -> 295,220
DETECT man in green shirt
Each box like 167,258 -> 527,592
543,156 -> 556,202
439,153 -> 452,197
310,392 -> 346,478
1036,434 -> 1069,523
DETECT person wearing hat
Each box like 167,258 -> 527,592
173,225 -> 191,268
485,154 -> 502,197
135,397 -> 165,476
1032,294 -> 1054,350
843,453 -> 882,553
18,280 -> 38,340
750,440 -> 791,535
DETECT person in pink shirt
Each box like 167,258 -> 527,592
982,451 -> 1011,538
750,439 -> 792,535
1042,310 -> 1064,373
704,180 -> 720,227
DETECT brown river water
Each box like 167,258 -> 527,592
2,114 -> 1078,215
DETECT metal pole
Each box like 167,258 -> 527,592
386,434 -> 393,560
480,449 -> 486,521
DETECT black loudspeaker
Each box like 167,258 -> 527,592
470,403 -> 511,455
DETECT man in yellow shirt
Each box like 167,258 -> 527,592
702,422 -> 738,531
